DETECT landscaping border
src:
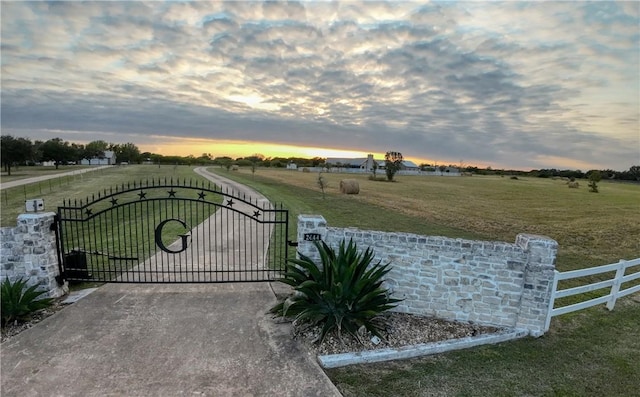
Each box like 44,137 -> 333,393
318,328 -> 528,368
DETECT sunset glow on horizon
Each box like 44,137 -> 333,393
143,138 -> 392,163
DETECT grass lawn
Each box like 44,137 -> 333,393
0,165 -> 211,227
0,165 -> 95,183
214,167 -> 640,397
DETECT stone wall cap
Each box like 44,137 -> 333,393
298,214 -> 326,219
517,233 -> 556,241
17,212 -> 57,220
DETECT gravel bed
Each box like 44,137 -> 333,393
291,312 -> 501,356
1,300 -> 67,343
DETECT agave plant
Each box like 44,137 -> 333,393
1,278 -> 53,327
270,238 -> 402,344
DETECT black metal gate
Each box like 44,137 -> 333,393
54,178 -> 289,283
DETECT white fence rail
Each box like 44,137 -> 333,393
545,258 -> 640,331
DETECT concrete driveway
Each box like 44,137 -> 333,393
1,169 -> 341,396
1,283 -> 340,396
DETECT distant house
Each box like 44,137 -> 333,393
326,154 -> 384,170
443,166 -> 459,173
286,162 -> 298,170
325,157 -> 368,168
400,160 -> 419,171
323,153 -> 457,176
80,150 -> 117,165
326,155 -> 421,171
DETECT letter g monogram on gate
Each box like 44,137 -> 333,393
154,218 -> 191,254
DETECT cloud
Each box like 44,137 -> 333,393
1,1 -> 638,170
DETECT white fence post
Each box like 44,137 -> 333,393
606,260 -> 626,311
545,270 -> 560,332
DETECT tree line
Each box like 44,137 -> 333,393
461,166 -> 640,182
0,135 -> 328,175
2,135 -> 638,182
0,136 -> 141,175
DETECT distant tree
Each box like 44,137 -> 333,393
32,140 -> 44,164
162,155 -> 183,165
71,143 -> 85,164
149,153 -> 164,167
1,135 -> 33,175
629,165 -> 640,181
40,138 -> 76,169
317,172 -> 328,198
235,159 -> 253,167
212,156 -> 233,167
113,142 -> 141,164
196,153 -> 212,165
438,165 -> 447,175
588,170 -> 602,193
385,151 -> 403,181
84,140 -> 109,163
311,157 -> 324,167
246,153 -> 265,163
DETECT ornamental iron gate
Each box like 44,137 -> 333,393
54,178 -> 289,283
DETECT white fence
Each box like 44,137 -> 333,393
545,258 -> 640,331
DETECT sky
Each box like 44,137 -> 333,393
1,1 -> 639,171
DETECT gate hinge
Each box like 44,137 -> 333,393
49,214 -> 60,231
287,240 -> 298,247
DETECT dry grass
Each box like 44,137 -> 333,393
232,169 -> 640,269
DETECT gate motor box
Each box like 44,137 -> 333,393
25,198 -> 45,212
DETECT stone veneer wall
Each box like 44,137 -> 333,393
297,215 -> 557,337
0,212 -> 67,298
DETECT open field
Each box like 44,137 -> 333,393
0,165 -> 95,183
218,168 -> 640,268
215,167 -> 640,397
0,165 -> 211,227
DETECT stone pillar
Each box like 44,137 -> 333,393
0,212 -> 67,298
296,214 -> 327,264
515,233 -> 558,336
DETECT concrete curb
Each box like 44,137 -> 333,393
61,287 -> 99,304
317,328 -> 529,368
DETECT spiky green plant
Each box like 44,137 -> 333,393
270,239 -> 402,344
1,278 -> 53,327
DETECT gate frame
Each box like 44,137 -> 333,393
54,178 -> 290,284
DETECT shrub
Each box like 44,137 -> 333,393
1,278 -> 53,327
588,170 -> 602,193
385,151 -> 403,181
270,239 -> 402,344
317,172 -> 328,198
